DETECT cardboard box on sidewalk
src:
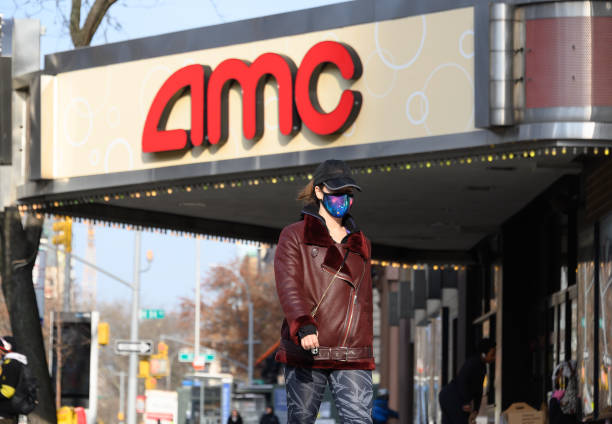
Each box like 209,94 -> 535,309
502,402 -> 545,424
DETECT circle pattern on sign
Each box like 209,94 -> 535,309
405,91 -> 429,125
364,49 -> 398,99
89,149 -> 100,166
343,122 -> 357,138
64,97 -> 93,147
422,63 -> 474,133
374,15 -> 426,70
104,138 -> 134,173
459,30 -> 474,59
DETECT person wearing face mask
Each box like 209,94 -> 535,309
275,159 -> 374,424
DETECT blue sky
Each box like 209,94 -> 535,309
70,223 -> 246,310
2,0 -> 350,57
2,0 -> 349,310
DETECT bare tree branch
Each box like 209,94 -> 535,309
69,0 -> 82,45
69,0 -> 118,47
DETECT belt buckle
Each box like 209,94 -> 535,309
338,346 -> 349,361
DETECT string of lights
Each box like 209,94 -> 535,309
16,144 -> 610,268
19,145 -> 604,215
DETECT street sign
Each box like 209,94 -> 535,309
144,390 -> 178,424
178,348 -> 215,363
139,309 -> 165,320
115,339 -> 153,355
193,356 -> 205,371
178,349 -> 193,363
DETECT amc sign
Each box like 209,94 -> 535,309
142,41 -> 362,153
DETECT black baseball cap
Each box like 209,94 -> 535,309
312,159 -> 361,191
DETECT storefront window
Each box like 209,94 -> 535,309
598,215 -> 612,416
577,225 -> 596,418
414,318 -> 442,424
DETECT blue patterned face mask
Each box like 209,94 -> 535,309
322,193 -> 354,218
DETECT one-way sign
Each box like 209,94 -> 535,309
114,339 -> 153,355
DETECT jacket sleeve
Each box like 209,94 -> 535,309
275,226 -> 317,344
470,361 -> 485,412
0,360 -> 19,400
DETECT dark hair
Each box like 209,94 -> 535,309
477,338 -> 495,355
297,180 -> 318,205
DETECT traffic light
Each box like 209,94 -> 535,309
97,322 -> 109,346
157,341 -> 168,356
145,377 -> 157,390
52,217 -> 73,252
138,360 -> 150,378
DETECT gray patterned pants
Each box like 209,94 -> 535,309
284,365 -> 373,424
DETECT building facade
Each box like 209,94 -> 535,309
3,1 -> 612,423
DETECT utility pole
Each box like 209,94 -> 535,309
52,217 -> 72,311
127,231 -> 141,424
234,274 -> 254,385
247,300 -> 254,385
195,238 -> 201,360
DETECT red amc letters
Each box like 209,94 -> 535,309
142,41 -> 362,153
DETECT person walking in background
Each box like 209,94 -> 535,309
438,339 -> 496,424
372,388 -> 399,424
259,406 -> 279,424
227,409 -> 243,424
0,337 -> 27,424
275,159 -> 375,424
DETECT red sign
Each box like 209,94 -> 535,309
192,356 -> 205,371
142,41 -> 362,153
136,395 -> 146,414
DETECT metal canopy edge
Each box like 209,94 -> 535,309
41,202 -> 474,263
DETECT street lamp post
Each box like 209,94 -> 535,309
126,231 -> 141,424
127,232 -> 153,424
247,299 -> 253,386
233,273 -> 254,386
195,238 -> 201,361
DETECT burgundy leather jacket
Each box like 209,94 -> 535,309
274,207 -> 374,369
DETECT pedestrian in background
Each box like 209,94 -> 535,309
438,339 -> 496,424
259,406 -> 279,424
372,388 -> 399,424
227,409 -> 243,424
0,337 -> 27,424
275,159 -> 374,424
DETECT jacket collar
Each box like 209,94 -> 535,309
5,352 -> 27,365
300,204 -> 369,259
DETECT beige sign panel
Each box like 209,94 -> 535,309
40,7 -> 474,179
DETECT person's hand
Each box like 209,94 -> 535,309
469,411 -> 478,424
301,332 -> 319,350
462,405 -> 473,412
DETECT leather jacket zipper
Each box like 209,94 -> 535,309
312,250 -> 350,318
341,262 -> 367,346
